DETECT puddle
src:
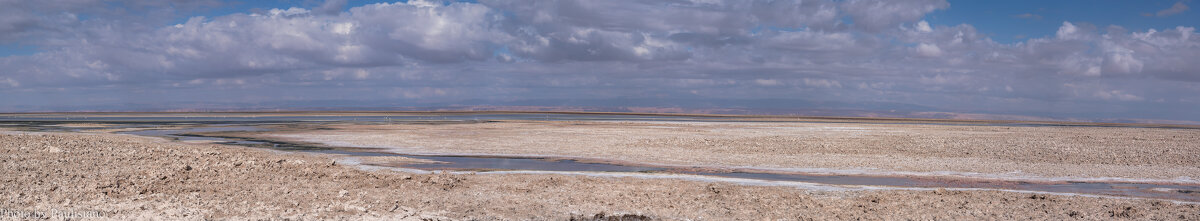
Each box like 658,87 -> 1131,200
371,154 -> 1200,202
7,119 -> 1200,202
700,172 -> 1200,202
117,126 -> 336,150
399,156 -> 666,172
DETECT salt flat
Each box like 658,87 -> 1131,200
3,112 -> 1199,219
2,129 -> 1198,220
260,120 -> 1200,182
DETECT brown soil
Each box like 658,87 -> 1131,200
2,130 -> 1198,220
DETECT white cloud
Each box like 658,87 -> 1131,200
841,0 -> 949,31
314,0 -> 348,15
754,79 -> 781,86
919,74 -> 969,85
1057,54 -> 1102,76
915,20 -> 933,32
915,43 -> 943,57
1094,90 -> 1144,101
1154,1 -> 1190,17
1064,83 -> 1146,102
1056,21 -> 1081,40
405,0 -> 443,8
2,0 -> 1200,120
803,78 -> 842,88
0,78 -> 18,87
267,7 -> 311,17
1101,44 -> 1143,74
763,29 -> 859,52
857,82 -> 894,90
397,87 -> 450,99
329,22 -> 354,35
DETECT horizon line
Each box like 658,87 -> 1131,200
3,109 -> 1198,129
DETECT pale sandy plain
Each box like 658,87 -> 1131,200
3,113 -> 1200,220
2,130 -> 1199,220
259,120 -> 1200,182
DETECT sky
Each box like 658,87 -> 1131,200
1,0 -> 1199,122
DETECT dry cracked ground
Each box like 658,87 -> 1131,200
1,122 -> 1199,220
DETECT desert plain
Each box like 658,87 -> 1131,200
1,112 -> 1199,220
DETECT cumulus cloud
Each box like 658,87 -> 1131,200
841,0 -> 948,31
1095,90 -> 1144,101
1,1 -> 514,86
914,20 -> 933,32
754,79 -> 781,86
0,77 -> 17,87
313,0 -> 348,15
803,78 -> 842,88
1,0 -> 1200,120
1056,54 -> 1103,76
919,74 -> 969,85
1064,83 -> 1146,102
1101,43 -> 1144,74
0,0 -> 221,44
914,43 -> 943,57
1151,1 -> 1190,17
1055,21 -> 1083,40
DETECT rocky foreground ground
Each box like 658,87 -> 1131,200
1,130 -> 1199,220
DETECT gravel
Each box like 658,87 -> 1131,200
2,129 -> 1198,220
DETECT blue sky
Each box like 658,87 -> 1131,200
1,0 -> 1198,123
928,0 -> 1199,43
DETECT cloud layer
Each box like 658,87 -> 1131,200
1,0 -> 1199,121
